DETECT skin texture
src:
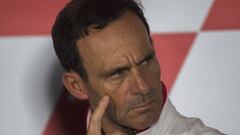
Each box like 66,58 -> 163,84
63,11 -> 164,134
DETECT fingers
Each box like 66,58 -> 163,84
87,95 -> 110,135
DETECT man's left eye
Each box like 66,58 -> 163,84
141,56 -> 153,66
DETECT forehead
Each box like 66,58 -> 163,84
76,11 -> 152,72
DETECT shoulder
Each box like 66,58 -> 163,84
138,99 -> 226,135
167,99 -> 226,135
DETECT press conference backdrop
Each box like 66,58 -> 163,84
1,0 -> 239,134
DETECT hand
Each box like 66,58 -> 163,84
87,95 -> 135,135
87,95 -> 110,135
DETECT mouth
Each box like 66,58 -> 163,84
132,99 -> 154,111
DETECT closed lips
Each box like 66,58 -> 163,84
133,100 -> 154,109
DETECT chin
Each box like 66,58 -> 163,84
127,113 -> 159,130
135,118 -> 158,130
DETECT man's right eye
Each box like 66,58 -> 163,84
110,70 -> 126,79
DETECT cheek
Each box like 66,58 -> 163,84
107,96 -> 127,122
105,80 -> 132,121
85,87 -> 102,108
85,79 -> 110,108
151,60 -> 161,77
144,60 -> 161,86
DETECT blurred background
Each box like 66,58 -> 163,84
0,0 -> 240,134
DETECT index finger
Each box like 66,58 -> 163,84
87,95 -> 110,134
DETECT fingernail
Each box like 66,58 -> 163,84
103,95 -> 109,102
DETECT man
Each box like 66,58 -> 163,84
52,0 -> 225,134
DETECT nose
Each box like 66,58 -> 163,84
131,69 -> 151,95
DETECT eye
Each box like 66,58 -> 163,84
110,69 -> 126,79
141,55 -> 154,66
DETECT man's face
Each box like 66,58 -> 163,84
77,11 -> 163,130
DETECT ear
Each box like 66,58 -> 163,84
62,71 -> 88,100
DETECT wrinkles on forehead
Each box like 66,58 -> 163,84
75,11 -> 152,77
76,33 -> 129,77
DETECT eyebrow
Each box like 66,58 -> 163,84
99,50 -> 156,78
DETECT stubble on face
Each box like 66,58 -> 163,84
76,11 -> 163,130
